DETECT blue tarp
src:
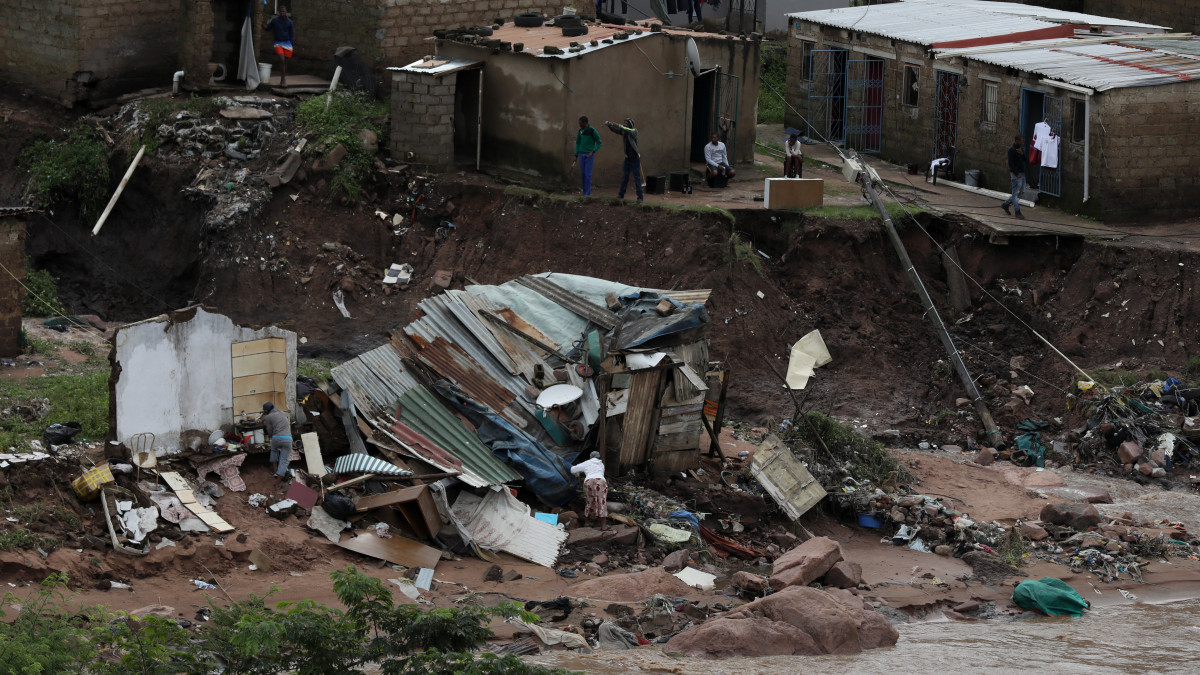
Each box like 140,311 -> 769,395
434,381 -> 578,507
614,292 -> 709,350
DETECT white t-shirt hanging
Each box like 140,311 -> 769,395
1032,121 -> 1052,152
1040,134 -> 1060,169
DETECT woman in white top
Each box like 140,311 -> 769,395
784,132 -> 804,178
570,451 -> 609,529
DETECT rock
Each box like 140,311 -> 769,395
558,511 -> 578,528
1017,522 -> 1049,541
325,143 -> 348,167
770,531 -> 799,548
592,553 -> 609,566
934,545 -> 953,556
1152,467 -> 1167,478
974,448 -> 994,466
943,610 -> 975,622
668,586 -> 898,658
357,129 -> 379,152
1079,488 -> 1113,504
954,600 -> 980,613
585,562 -> 603,576
606,501 -> 626,513
662,548 -> 691,572
130,604 -> 176,619
1138,462 -> 1156,476
942,445 -> 963,453
267,499 -> 297,519
823,561 -> 863,589
1150,449 -> 1167,466
1039,503 -> 1102,531
896,495 -> 924,507
483,564 -> 503,582
769,536 -> 843,590
501,570 -> 523,582
1117,441 -> 1142,464
568,568 -> 697,602
731,570 -> 769,594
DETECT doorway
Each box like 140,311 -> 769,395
690,71 -> 715,163
1020,88 -> 1063,195
846,57 -> 884,153
932,70 -> 961,167
453,69 -> 482,168
808,49 -> 848,143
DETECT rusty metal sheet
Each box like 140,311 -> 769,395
457,293 -> 554,383
617,369 -> 662,469
516,275 -> 618,330
337,529 -> 442,569
408,334 -> 515,415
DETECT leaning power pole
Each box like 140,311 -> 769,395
845,152 -> 1005,449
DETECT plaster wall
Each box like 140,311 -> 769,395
113,308 -> 297,453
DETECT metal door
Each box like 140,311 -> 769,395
1039,95 -> 1063,197
932,70 -> 961,164
808,49 -> 847,143
714,72 -> 741,163
846,58 -> 884,153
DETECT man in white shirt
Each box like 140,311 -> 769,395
570,451 -> 608,529
704,133 -> 735,181
784,131 -> 803,178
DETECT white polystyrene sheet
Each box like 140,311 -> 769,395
787,330 -> 832,390
795,330 -> 832,368
674,566 -> 717,591
606,388 -> 629,417
627,352 -> 668,370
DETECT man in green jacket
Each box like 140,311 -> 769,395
572,116 -> 601,195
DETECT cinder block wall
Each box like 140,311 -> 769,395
391,70 -> 456,170
0,0 -> 83,105
279,0 -> 568,76
0,219 -> 26,358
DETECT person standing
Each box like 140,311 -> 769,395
686,0 -> 703,23
784,132 -> 803,178
570,451 -> 608,529
704,133 -> 735,181
605,118 -> 644,202
1001,134 -> 1026,220
572,116 -> 602,195
263,7 -> 294,87
262,402 -> 293,490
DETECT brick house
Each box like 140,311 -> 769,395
389,23 -> 760,183
784,1 -> 1200,219
1,0 -> 569,106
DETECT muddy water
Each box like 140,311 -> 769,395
526,600 -> 1200,674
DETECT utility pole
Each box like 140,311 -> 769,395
850,154 -> 1005,449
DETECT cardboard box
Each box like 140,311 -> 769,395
764,177 -> 823,209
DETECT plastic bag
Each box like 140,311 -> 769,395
44,422 -> 83,446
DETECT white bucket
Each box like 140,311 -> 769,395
258,62 -> 272,83
964,169 -> 981,187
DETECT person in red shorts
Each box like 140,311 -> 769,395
263,7 -> 294,87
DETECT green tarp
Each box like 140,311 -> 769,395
1012,577 -> 1090,617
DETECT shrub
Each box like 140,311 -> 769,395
21,125 -> 110,221
23,261 -> 66,317
295,91 -> 388,203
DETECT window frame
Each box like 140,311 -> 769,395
1071,98 -> 1087,144
981,80 -> 999,126
902,64 -> 920,107
800,40 -> 816,82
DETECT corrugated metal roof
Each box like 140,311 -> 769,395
643,288 -> 714,305
330,343 -> 418,421
0,206 -> 37,217
454,291 -> 554,383
451,487 -> 567,567
1129,39 -> 1200,59
441,291 -> 520,375
397,386 -> 522,486
898,0 -> 1167,32
407,334 -> 517,417
390,58 -> 483,77
953,41 -> 1200,91
788,4 -> 1063,46
515,275 -> 619,330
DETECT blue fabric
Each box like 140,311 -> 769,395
266,16 -> 294,42
619,158 -> 644,199
434,381 -> 578,506
1004,173 -> 1026,214
613,292 -> 709,349
579,152 -> 595,195
668,510 -> 700,530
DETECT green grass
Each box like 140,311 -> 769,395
0,368 -> 109,449
295,91 -> 388,204
1087,369 -> 1141,388
136,94 -> 221,154
20,124 -> 110,222
727,232 -> 763,276
758,41 -> 787,125
0,529 -> 62,551
298,357 -> 338,383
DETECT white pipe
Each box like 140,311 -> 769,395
1083,94 -> 1091,203
324,65 -> 343,112
93,145 -> 145,236
172,70 -> 185,94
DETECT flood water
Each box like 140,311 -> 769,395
526,599 -> 1200,674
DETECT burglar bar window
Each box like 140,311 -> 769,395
982,81 -> 998,125
801,41 -> 815,81
1072,99 -> 1086,143
903,65 -> 919,106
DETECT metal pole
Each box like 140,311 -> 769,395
476,69 -> 483,172
861,178 -> 1005,449
1082,94 -> 1091,203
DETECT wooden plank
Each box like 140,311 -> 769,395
658,417 -> 703,436
354,485 -> 440,540
174,489 -> 196,504
231,351 -> 288,377
233,373 -> 279,397
337,530 -> 442,569
660,402 -> 704,418
617,369 -> 662,469
301,432 -> 327,476
232,338 -> 278,357
655,429 -> 702,452
160,472 -> 190,491
749,435 -> 826,520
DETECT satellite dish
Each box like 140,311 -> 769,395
686,38 -> 702,76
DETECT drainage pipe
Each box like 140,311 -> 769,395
172,70 -> 185,94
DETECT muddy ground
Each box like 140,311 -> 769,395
2,88 -> 1200,649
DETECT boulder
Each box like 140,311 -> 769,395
974,448 -> 994,466
662,548 -> 691,572
668,586 -> 898,658
769,536 -> 843,590
482,564 -> 503,582
823,561 -> 863,589
731,570 -> 769,594
1117,441 -> 1142,464
1138,462 -> 1156,476
1017,522 -> 1049,541
1039,503 -> 1102,531
568,567 -> 696,602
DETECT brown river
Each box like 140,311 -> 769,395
526,599 -> 1200,674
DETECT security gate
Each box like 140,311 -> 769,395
932,70 -> 961,166
1039,95 -> 1063,197
714,72 -> 741,163
808,49 -> 847,143
846,58 -> 884,153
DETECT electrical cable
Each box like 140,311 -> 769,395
0,258 -> 108,340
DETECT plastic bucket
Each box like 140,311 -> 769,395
857,513 -> 883,529
258,62 -> 272,83
964,169 -> 981,187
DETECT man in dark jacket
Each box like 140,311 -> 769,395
1001,134 -> 1026,220
262,402 -> 293,489
604,118 -> 644,202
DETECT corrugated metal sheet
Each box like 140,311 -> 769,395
516,275 -> 619,330
898,0 -> 1166,32
397,386 -> 522,486
390,58 -> 483,77
330,343 -> 419,421
451,488 -> 567,567
0,206 -> 37,217
407,334 -> 517,416
953,41 -> 1200,91
1135,39 -> 1200,59
442,291 -> 520,375
456,292 -> 554,383
788,4 -> 1063,46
